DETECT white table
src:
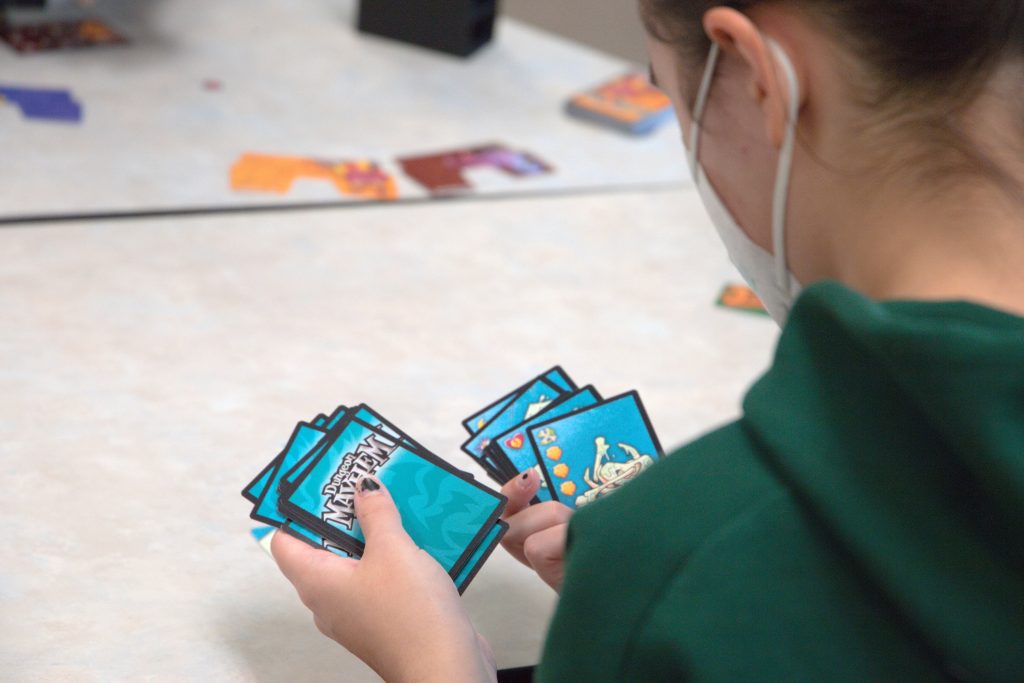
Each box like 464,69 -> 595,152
0,186 -> 777,681
0,0 -> 687,223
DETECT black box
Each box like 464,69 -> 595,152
1,0 -> 48,8
357,0 -> 497,58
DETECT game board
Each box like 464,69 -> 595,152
0,0 -> 686,222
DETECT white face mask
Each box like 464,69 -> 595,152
687,39 -> 802,326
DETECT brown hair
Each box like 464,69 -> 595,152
642,1 -> 1024,191
642,1 -> 1023,100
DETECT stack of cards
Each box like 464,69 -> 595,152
242,405 -> 508,594
461,367 -> 664,509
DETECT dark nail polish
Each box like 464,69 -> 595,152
520,472 -> 530,481
360,478 -> 381,492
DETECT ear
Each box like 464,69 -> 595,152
702,8 -> 802,148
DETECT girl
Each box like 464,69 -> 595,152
271,1 -> 1024,680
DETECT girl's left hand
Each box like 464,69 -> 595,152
271,476 -> 497,683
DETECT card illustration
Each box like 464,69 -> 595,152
528,392 -> 663,509
491,385 -> 602,479
461,378 -> 566,458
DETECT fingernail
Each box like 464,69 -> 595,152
358,477 -> 381,495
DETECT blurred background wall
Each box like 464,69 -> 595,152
504,0 -> 648,63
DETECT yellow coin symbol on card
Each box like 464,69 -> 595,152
553,463 -> 568,478
560,481 -> 576,496
546,446 -> 562,461
476,418 -> 486,429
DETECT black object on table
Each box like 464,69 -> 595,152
496,665 -> 536,683
357,0 -> 497,57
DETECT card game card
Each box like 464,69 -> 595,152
528,391 -> 663,509
0,85 -> 81,123
716,283 -> 768,316
278,518 -> 505,595
566,73 -> 674,135
398,144 -> 552,194
242,408 -> 341,504
280,404 -> 426,491
462,366 -> 577,436
281,416 -> 506,577
453,520 -> 507,594
243,403 -> 506,593
280,520 -> 354,558
250,421 -> 336,527
488,385 -> 603,481
461,376 -> 567,463
242,411 -> 330,503
244,378 -> 663,596
229,153 -> 398,200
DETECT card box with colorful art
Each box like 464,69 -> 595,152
566,73 -> 674,135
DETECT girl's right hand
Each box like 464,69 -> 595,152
499,469 -> 573,592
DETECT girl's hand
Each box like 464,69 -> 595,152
499,469 -> 573,592
271,477 -> 497,683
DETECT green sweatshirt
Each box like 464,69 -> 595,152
536,281 -> 1024,682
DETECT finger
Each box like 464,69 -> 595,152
502,502 -> 573,551
271,529 -> 354,604
499,469 -> 541,519
354,476 -> 412,551
522,523 -> 568,591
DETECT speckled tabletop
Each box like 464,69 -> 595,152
0,0 -> 687,222
0,187 -> 777,681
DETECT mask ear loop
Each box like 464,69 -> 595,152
766,38 -> 801,293
687,42 -> 722,179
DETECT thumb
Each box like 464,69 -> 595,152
500,468 -> 541,519
354,476 -> 410,550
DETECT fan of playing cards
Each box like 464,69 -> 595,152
460,366 -> 664,508
242,366 -> 663,593
242,404 -> 509,594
